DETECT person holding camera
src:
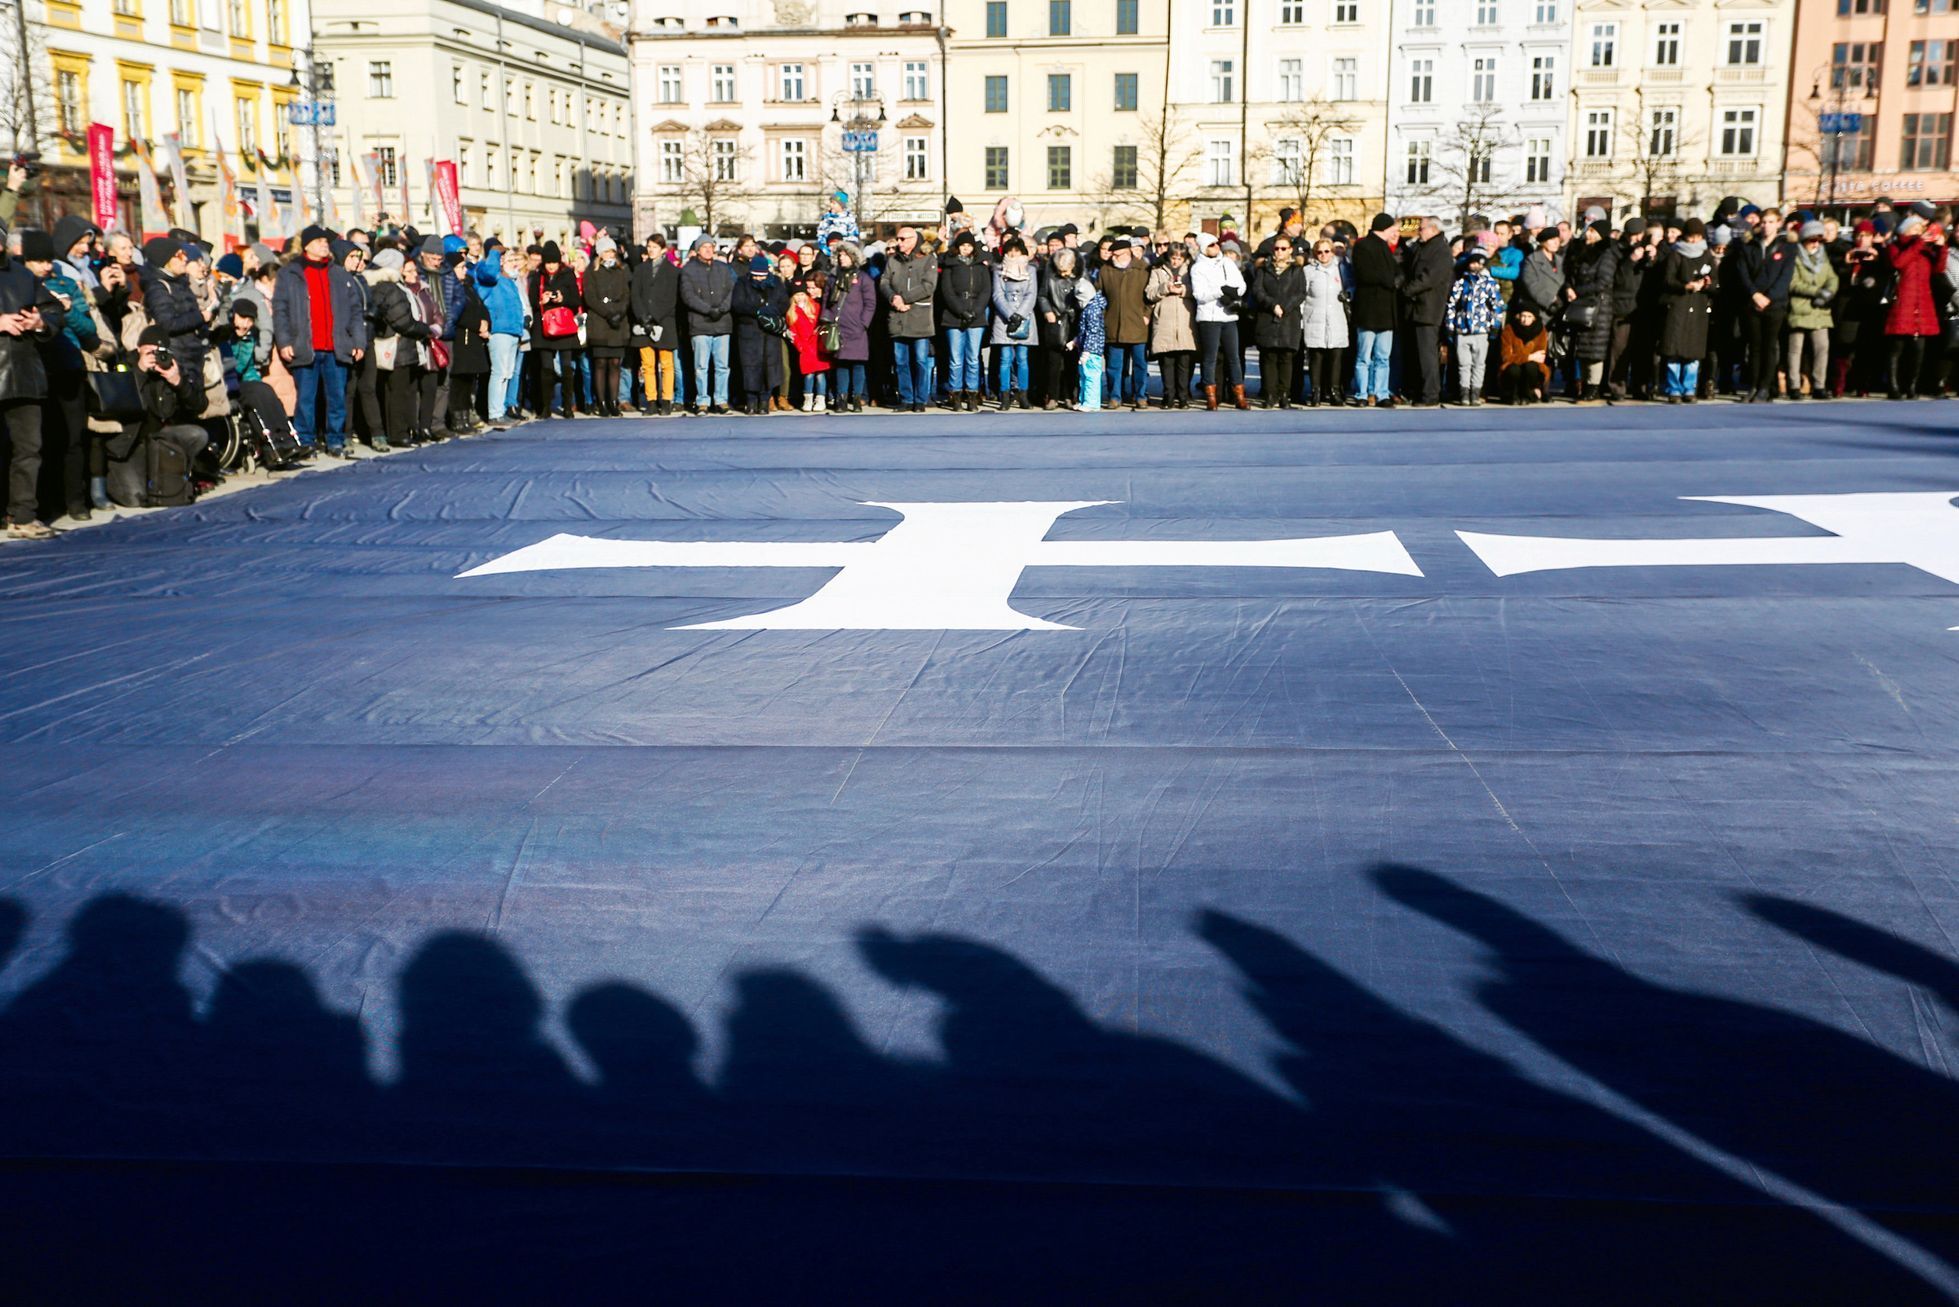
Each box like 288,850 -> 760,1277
1189,232 -> 1248,410
136,238 -> 210,402
101,325 -> 208,508
1143,241 -> 1196,409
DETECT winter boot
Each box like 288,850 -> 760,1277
1204,384 -> 1219,411
1232,384 -> 1250,410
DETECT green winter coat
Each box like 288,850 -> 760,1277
1786,251 -> 1839,331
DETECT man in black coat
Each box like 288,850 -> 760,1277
1729,207 -> 1795,402
1349,212 -> 1402,407
632,234 -> 683,415
137,237 -> 211,401
1398,216 -> 1454,407
0,245 -> 58,537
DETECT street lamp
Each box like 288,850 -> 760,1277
829,91 -> 886,232
1808,68 -> 1878,218
289,52 -> 336,224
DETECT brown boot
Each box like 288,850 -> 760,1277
1232,384 -> 1250,411
1204,384 -> 1219,411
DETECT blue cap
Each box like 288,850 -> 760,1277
215,252 -> 244,279
443,234 -> 467,255
749,253 -> 772,274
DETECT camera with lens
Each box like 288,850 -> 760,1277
150,346 -> 176,374
9,151 -> 41,181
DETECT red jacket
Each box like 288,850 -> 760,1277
1883,234 -> 1946,337
790,307 -> 831,373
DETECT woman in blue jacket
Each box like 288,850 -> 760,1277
474,249 -> 528,423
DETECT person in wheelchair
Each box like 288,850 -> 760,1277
217,299 -> 305,469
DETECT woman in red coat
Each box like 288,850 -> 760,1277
789,279 -> 833,412
1883,218 -> 1948,398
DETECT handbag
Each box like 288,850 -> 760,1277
541,305 -> 579,339
85,367 -> 145,421
430,338 -> 451,370
1563,302 -> 1598,331
373,334 -> 399,371
819,317 -> 841,353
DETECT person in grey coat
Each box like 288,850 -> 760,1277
1518,229 -> 1564,315
987,239 -> 1038,409
878,226 -> 939,411
678,237 -> 737,413
273,225 -> 370,455
1299,237 -> 1350,405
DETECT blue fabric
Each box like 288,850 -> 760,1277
0,404 -> 1955,1298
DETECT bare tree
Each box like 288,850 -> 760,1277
1418,103 -> 1517,228
814,136 -> 911,235
0,13 -> 52,156
1610,90 -> 1703,218
1092,101 -> 1200,232
1256,97 -> 1360,224
655,127 -> 758,238
1781,94 -> 1869,212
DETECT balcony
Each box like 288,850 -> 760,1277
1572,160 -> 1617,178
1706,159 -> 1762,176
1715,65 -> 1768,85
1578,68 -> 1622,86
1643,67 -> 1684,83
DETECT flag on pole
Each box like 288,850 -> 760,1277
130,140 -> 170,240
362,151 -> 384,221
398,155 -> 412,230
210,111 -> 245,248
88,123 -> 119,232
254,174 -> 282,246
161,133 -> 194,231
433,160 -> 464,237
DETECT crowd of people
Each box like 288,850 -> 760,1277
2,183 -> 1956,541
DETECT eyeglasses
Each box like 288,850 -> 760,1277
1315,247 -> 1335,256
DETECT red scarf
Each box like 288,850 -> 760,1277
303,257 -> 335,353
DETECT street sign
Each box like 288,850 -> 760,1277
842,129 -> 879,154
1818,112 -> 1863,134
289,101 -> 337,127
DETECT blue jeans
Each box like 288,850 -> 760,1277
832,361 -> 866,401
1354,329 -> 1393,400
293,353 -> 348,451
994,343 -> 1029,393
574,352 -> 593,406
1665,359 -> 1700,397
893,337 -> 934,405
505,349 -> 526,413
487,335 -> 520,420
803,371 -> 827,399
945,327 -> 983,391
1106,342 -> 1147,402
692,334 -> 730,408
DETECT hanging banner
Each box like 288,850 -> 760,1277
210,112 -> 244,247
433,160 -> 463,236
254,174 -> 282,246
362,150 -> 384,221
161,132 -> 193,231
398,155 -> 412,230
88,123 -> 119,231
130,140 -> 170,240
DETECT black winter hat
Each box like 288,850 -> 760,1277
51,215 -> 96,259
299,224 -> 331,247
142,236 -> 183,266
230,298 -> 259,319
138,323 -> 169,347
945,195 -> 963,214
1622,216 -> 1648,237
17,229 -> 55,262
542,241 -> 562,263
1370,212 -> 1396,233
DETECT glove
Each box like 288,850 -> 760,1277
1810,292 -> 1833,308
650,325 -> 663,343
1006,313 -> 1024,334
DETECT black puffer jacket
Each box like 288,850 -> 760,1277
1563,237 -> 1621,362
937,252 -> 992,330
1249,261 -> 1306,350
582,259 -> 633,352
1035,260 -> 1081,348
0,258 -> 55,401
138,265 -> 208,381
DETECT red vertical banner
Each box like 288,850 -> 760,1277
398,156 -> 412,229
88,123 -> 118,231
433,160 -> 463,236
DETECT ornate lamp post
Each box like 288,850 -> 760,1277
830,91 -> 886,231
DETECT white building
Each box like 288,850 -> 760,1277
1166,0 -> 1389,238
1385,0 -> 1572,223
312,0 -> 631,243
628,2 -> 947,240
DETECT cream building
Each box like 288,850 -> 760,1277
1169,0 -> 1388,238
8,0 -> 314,243
942,0 -> 1170,234
1565,0 -> 1796,220
627,2 -> 947,240
313,0 -> 631,242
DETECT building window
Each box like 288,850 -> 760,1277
1530,54 -> 1555,100
1412,0 -> 1434,23
1589,23 -> 1617,67
1475,0 -> 1497,22
1328,136 -> 1353,184
1409,57 -> 1433,103
175,88 -> 199,146
904,60 -> 928,99
1901,111 -> 1952,168
658,65 -> 682,103
1333,0 -> 1357,19
1117,0 -> 1139,32
121,80 -> 146,140
268,0 -> 285,41
233,99 -> 256,154
904,134 -> 928,179
1533,0 -> 1555,20
1726,21 -> 1763,65
376,144 -> 398,186
658,138 -> 682,183
483,146 -> 494,187
712,137 -> 737,180
547,88 -> 559,124
1832,42 -> 1882,89
229,0 -> 248,35
369,61 -> 394,97
458,143 -> 472,186
1049,0 -> 1069,35
1279,58 -> 1302,102
1333,57 -> 1356,99
1114,71 -> 1138,110
1649,107 -> 1677,156
1525,136 -> 1551,182
1207,138 -> 1234,186
1652,21 -> 1680,67
1471,56 -> 1497,103
985,144 -> 1009,188
453,65 -> 467,104
481,70 -> 492,104
1272,136 -> 1301,184
986,0 -> 1007,36
1718,106 -> 1757,156
1112,142 -> 1138,188
1212,0 -> 1235,21
985,75 -> 1008,111
1405,139 -> 1430,184
845,10 -> 877,25
1210,59 -> 1234,102
1838,0 -> 1884,10
1046,143 -> 1071,188
780,64 -> 805,101
1585,108 -> 1613,157
1281,0 -> 1304,18
1048,73 -> 1071,110
781,138 -> 807,181
171,0 -> 192,26
1908,40 -> 1956,86
712,65 -> 736,102
56,70 -> 84,135
850,62 -> 875,98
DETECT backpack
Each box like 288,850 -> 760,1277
105,431 -> 196,508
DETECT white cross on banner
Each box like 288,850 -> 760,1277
459,500 -> 1423,630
